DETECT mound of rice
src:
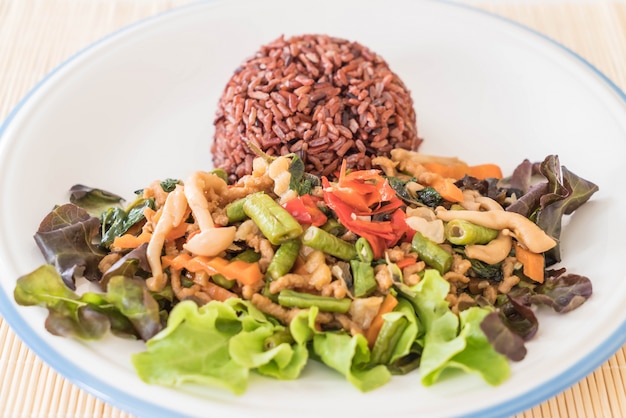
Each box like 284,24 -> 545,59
212,34 -> 422,180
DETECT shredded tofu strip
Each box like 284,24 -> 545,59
146,185 -> 188,292
183,171 -> 236,257
464,231 -> 513,264
268,156 -> 298,204
391,148 -> 465,166
435,207 -> 556,253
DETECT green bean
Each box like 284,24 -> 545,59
355,237 -> 374,263
266,239 -> 301,281
302,225 -> 356,261
234,249 -> 261,263
211,273 -> 235,289
243,192 -> 303,245
264,329 -> 295,350
225,197 -> 248,223
278,289 -> 351,313
350,259 -> 377,298
371,316 -> 409,365
181,276 -> 194,288
411,232 -> 453,275
321,219 -> 345,236
211,168 -> 229,183
444,219 -> 498,246
262,281 -> 279,302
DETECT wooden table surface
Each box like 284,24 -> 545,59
0,1 -> 624,417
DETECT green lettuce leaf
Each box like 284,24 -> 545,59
230,327 -> 309,380
14,264 -> 110,339
14,264 -> 163,340
397,270 -> 510,386
448,307 -> 511,385
133,300 -> 249,394
368,299 -> 422,375
385,299 -> 421,365
316,331 -> 390,392
290,308 -> 391,392
132,299 -> 308,395
227,299 -> 308,380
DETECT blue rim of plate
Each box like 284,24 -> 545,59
0,1 -> 624,417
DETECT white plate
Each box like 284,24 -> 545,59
1,0 -> 625,417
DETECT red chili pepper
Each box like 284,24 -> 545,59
390,208 -> 415,242
282,194 -> 328,227
324,160 -> 403,213
322,163 -> 408,259
359,232 -> 387,261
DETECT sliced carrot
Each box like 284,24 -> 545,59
422,162 -> 469,179
112,231 -> 152,249
466,164 -> 503,180
143,207 -> 156,220
513,241 -> 545,283
185,255 -> 221,274
223,260 -> 264,286
165,222 -> 189,240
161,254 -> 255,299
146,207 -> 160,224
160,254 -> 174,269
161,253 -> 193,270
184,255 -> 264,286
365,293 -> 398,348
430,177 -> 464,203
422,161 -> 503,180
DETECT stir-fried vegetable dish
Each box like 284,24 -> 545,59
14,149 -> 598,394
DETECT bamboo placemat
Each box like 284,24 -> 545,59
0,1 -> 624,417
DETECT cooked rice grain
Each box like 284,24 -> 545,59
212,34 -> 422,180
